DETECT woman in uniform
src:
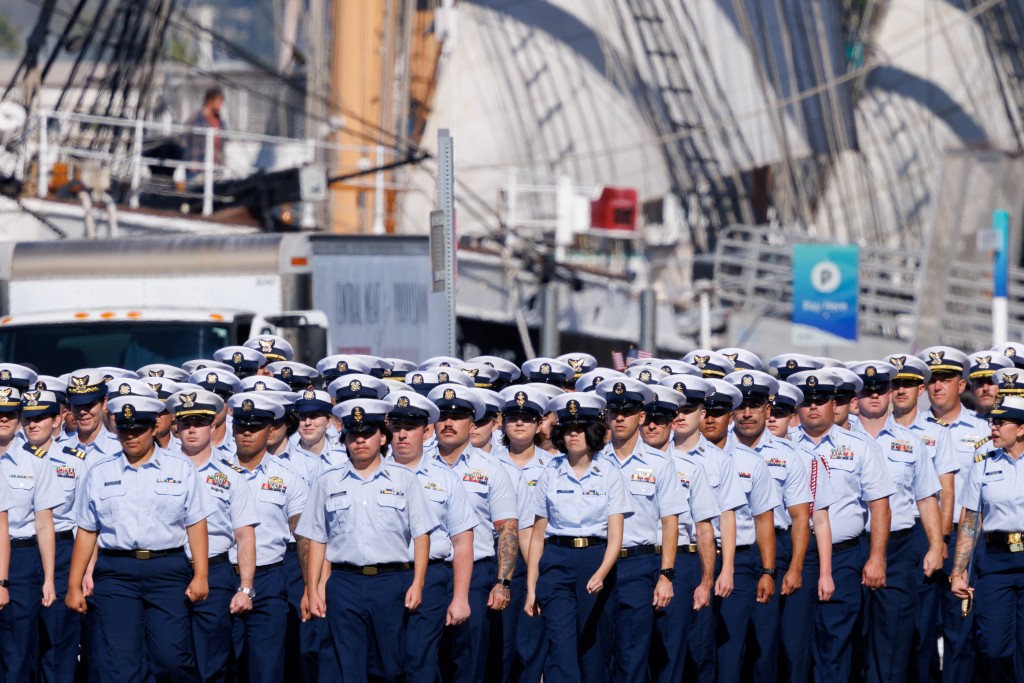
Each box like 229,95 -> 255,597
66,395 -> 213,681
523,392 -> 631,682
951,394 -> 1024,681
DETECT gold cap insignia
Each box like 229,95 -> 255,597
353,407 -> 364,422
786,359 -> 797,370
123,405 -> 134,418
232,352 -> 243,365
349,380 -> 362,392
241,400 -> 254,412
259,339 -> 275,354
438,372 -> 449,383
118,383 -> 131,395
694,355 -> 709,369
254,381 -> 266,391
890,356 -> 905,369
22,391 -> 39,406
412,374 -> 423,384
568,400 -> 579,415
206,373 -> 219,385
396,396 -> 410,408
281,367 -> 293,379
150,370 -> 164,377
613,382 -> 625,395
302,390 -> 315,400
180,393 -> 196,408
515,391 -> 527,407
442,388 -> 456,401
639,370 -> 652,382
742,374 -> 753,387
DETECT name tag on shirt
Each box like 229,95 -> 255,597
582,489 -> 606,496
984,469 -> 1005,482
556,489 -> 575,495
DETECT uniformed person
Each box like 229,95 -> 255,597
168,388 -> 259,682
917,345 -> 989,682
245,335 -> 295,364
830,367 -> 863,430
384,391 -> 477,683
725,370 -> 813,683
298,399 -> 439,683
594,377 -> 686,683
24,389 -> 83,683
64,370 -> 119,461
188,368 -> 244,458
718,348 -> 766,372
640,385 -> 719,683
521,358 -> 574,389
523,392 -> 630,682
214,346 -> 268,380
951,394 -> 1024,681
683,350 -> 735,379
885,352 -> 959,683
659,373 -> 744,683
767,354 -> 823,381
765,382 -> 803,440
426,383 -> 519,683
787,370 -> 895,683
966,351 -> 1012,416
495,386 -> 555,682
137,363 -> 190,383
700,379 -> 741,449
66,396 -> 213,681
226,392 -> 308,683
0,386 -> 60,683
268,361 -> 319,393
848,361 -> 944,683
575,368 -> 627,392
555,352 -> 597,385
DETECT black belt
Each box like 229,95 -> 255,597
715,544 -> 752,555
191,552 -> 229,569
332,561 -> 413,576
775,527 -> 790,537
100,547 -> 184,560
473,557 -> 493,566
656,544 -> 698,554
985,532 -> 1024,552
890,526 -> 915,540
619,545 -> 656,559
55,530 -> 74,542
286,542 -> 297,553
833,536 -> 862,553
233,560 -> 284,575
14,530 -> 77,548
549,536 -> 606,549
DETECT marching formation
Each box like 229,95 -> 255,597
0,337 -> 1020,682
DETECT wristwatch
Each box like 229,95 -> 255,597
0,579 -> 9,588
237,586 -> 256,600
497,579 -> 512,590
659,568 -> 676,581
761,568 -> 778,579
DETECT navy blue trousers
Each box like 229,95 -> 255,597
40,535 -> 82,683
940,529 -> 979,683
324,567 -> 411,683
0,543 -> 42,683
88,552 -> 198,682
812,537 -> 865,683
536,543 -> 617,682
715,544 -> 759,682
746,533 -> 790,683
441,558 -> 495,683
684,554 -> 720,683
909,521 -> 941,683
190,559 -> 235,682
405,562 -> 451,683
612,552 -> 658,683
283,546 -> 321,682
231,565 -> 287,683
506,552 -> 545,683
973,544 -> 1024,682
864,530 -> 917,683
650,550 -> 700,683
780,536 -> 820,683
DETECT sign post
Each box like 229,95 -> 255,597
993,210 -> 1009,346
791,244 -> 859,346
434,129 -> 457,356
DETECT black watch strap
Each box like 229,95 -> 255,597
761,568 -> 778,579
0,579 -> 10,588
498,578 -> 511,589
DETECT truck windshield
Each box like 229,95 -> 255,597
0,321 -> 233,375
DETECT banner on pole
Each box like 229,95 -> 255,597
792,244 -> 859,345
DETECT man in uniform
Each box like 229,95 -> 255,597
849,361 -> 944,682
787,369 -> 895,682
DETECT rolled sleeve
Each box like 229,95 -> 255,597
749,457 -> 782,517
859,441 -> 897,502
606,467 -> 633,518
485,462 -> 518,524
654,456 -> 687,518
184,466 -> 214,527
688,463 -> 720,523
228,475 -> 261,531
294,477 -> 328,544
406,476 -> 440,539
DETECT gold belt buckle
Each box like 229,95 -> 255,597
685,543 -> 698,553
362,566 -> 378,576
1009,532 -> 1023,552
619,549 -> 629,559
135,550 -> 151,560
655,545 -> 663,555
573,538 -> 588,549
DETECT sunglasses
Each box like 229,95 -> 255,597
608,405 -> 643,417
858,383 -> 891,396
803,396 -> 832,407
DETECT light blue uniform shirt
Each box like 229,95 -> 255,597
960,450 -> 1024,531
497,448 -> 554,533
388,455 -> 478,561
727,443 -> 782,546
278,446 -> 330,486
906,416 -> 959,477
794,426 -> 896,543
733,431 -> 813,529
191,457 -> 261,558
666,444 -> 720,545
686,435 -> 746,540
74,450 -> 214,550
68,427 -> 119,464
796,442 -> 836,513
46,443 -> 96,533
919,408 -> 988,522
2,443 -> 64,538
433,446 -> 519,561
600,440 -> 688,548
853,417 -> 941,531
227,454 -> 307,566
295,461 -> 439,565
534,455 -> 632,537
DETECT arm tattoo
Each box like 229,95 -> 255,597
495,519 -> 520,581
952,510 -> 981,576
297,537 -> 311,583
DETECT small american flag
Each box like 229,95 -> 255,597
612,351 -> 626,371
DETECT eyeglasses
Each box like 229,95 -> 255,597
115,423 -> 151,435
990,419 -> 1021,429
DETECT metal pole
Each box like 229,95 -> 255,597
437,129 -> 457,356
37,112 -> 48,198
130,119 -> 144,208
994,209 -> 1010,345
640,288 -> 656,353
541,273 -> 559,357
699,289 -> 712,349
203,128 -> 215,216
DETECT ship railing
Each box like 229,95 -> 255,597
26,109 -> 404,219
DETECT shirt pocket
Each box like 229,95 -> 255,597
885,452 -> 915,488
6,474 -> 36,507
628,480 -> 656,499
97,484 -> 127,519
326,494 -> 353,534
376,493 -> 407,531
257,488 -> 288,509
153,481 -> 187,522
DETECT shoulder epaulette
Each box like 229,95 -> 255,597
974,450 -> 997,463
220,459 -> 246,474
23,443 -> 46,458
927,416 -> 949,427
974,435 -> 992,450
62,446 -> 87,460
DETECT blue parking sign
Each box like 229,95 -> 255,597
792,244 -> 859,343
